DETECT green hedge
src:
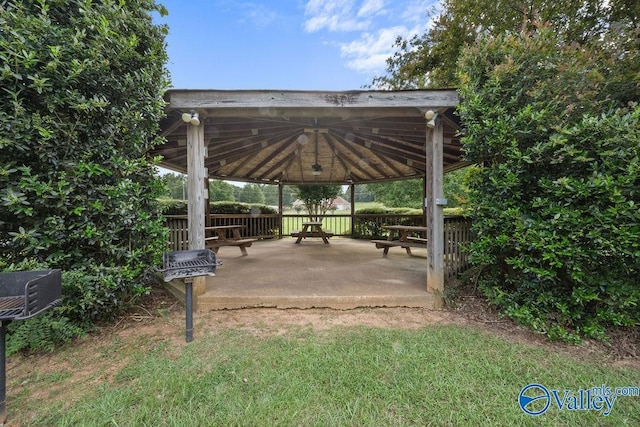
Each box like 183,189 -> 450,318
458,28 -> 640,341
160,200 -> 277,215
159,199 -> 188,215
210,201 -> 277,215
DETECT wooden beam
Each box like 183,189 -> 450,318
350,183 -> 355,238
168,89 -> 459,111
258,146 -> 301,181
328,134 -> 388,177
186,121 -> 208,303
242,133 -> 302,177
324,135 -> 377,181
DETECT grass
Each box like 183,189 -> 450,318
9,320 -> 640,426
281,201 -> 412,236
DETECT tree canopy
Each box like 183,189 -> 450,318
294,185 -> 341,220
0,0 -> 170,351
371,0 -> 640,341
373,0 -> 639,88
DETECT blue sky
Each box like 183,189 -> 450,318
155,0 -> 437,90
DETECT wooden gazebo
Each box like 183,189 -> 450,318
153,89 -> 465,307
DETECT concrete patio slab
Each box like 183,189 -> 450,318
168,237 -> 437,311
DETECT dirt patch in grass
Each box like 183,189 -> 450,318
111,282 -> 639,370
8,281 -> 638,416
6,281 -> 638,426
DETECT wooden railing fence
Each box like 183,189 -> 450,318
443,216 -> 473,280
165,214 -> 473,280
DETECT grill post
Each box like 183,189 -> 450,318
161,250 -> 218,342
0,269 -> 61,423
0,321 -> 7,424
185,279 -> 193,343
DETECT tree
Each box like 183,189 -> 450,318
352,184 -> 375,203
281,185 -> 296,207
260,184 -> 279,206
458,26 -> 640,341
209,180 -> 235,202
369,180 -> 423,209
0,1 -> 169,350
160,172 -> 187,199
372,0 -> 637,89
237,183 -> 265,204
443,168 -> 474,208
294,185 -> 341,220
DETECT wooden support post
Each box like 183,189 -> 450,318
278,184 -> 284,238
186,120 -> 207,306
187,122 -> 206,250
425,115 -> 445,308
205,176 -> 211,228
350,183 -> 355,238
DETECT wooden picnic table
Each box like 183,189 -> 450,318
205,225 -> 257,256
294,221 -> 330,244
371,225 -> 428,257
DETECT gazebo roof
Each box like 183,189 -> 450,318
154,89 -> 465,184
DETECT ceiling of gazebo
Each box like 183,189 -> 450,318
154,89 -> 466,185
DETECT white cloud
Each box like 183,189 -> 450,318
303,0 -> 436,75
303,0 -> 371,32
357,0 -> 386,18
240,3 -> 278,29
339,25 -> 408,73
343,1 -> 436,75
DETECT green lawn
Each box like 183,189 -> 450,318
10,316 -> 639,426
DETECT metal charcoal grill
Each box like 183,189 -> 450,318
161,250 -> 220,342
162,250 -> 219,281
0,269 -> 62,423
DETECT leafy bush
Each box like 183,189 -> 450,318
6,311 -> 86,356
0,2 -> 169,352
159,199 -> 188,215
443,207 -> 467,216
210,201 -> 276,215
209,202 -> 278,237
458,27 -> 640,341
352,207 -> 424,238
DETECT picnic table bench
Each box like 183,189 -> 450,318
292,221 -> 331,244
205,225 -> 257,256
371,225 -> 428,257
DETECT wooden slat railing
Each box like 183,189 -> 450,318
166,216 -> 189,251
165,213 -> 473,280
443,216 -> 473,280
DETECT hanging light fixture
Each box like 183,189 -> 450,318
425,110 -> 438,128
311,131 -> 322,176
181,110 -> 200,126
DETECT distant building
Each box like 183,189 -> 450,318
292,196 -> 352,211
331,196 -> 351,211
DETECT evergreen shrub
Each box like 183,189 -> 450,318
458,28 -> 640,341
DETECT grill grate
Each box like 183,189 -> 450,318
165,257 -> 212,269
0,296 -> 25,319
